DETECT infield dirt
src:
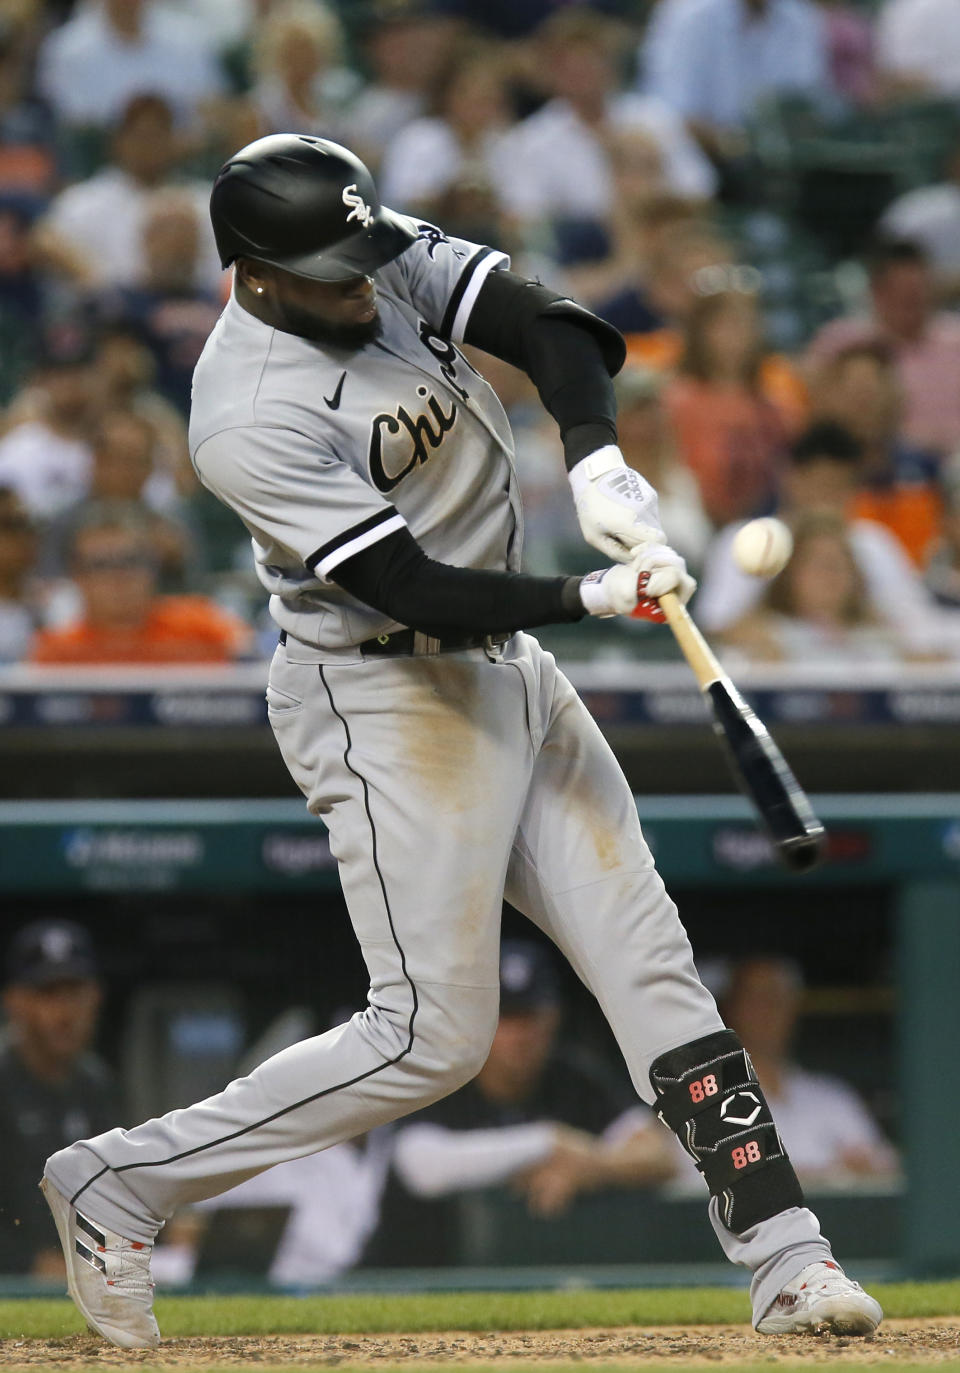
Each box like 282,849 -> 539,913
1,1319 -> 958,1369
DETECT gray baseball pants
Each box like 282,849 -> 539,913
47,632 -> 831,1321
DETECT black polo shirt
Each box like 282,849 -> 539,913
0,1038 -> 119,1274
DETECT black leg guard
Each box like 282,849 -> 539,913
650,1029 -> 804,1235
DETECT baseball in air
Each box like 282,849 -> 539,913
732,517 -> 794,578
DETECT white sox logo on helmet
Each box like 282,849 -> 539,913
342,184 -> 374,228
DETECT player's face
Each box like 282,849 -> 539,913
3,979 -> 102,1072
482,1006 -> 560,1096
241,262 -> 382,349
787,532 -> 859,622
725,963 -> 799,1060
72,527 -> 157,628
785,458 -> 856,514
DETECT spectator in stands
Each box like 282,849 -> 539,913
809,340 -> 943,565
721,957 -> 898,1180
719,509 -> 914,664
806,239 -> 960,459
0,323 -> 95,521
0,15 -> 57,201
431,177 -> 511,258
879,136 -> 960,303
875,0 -> 960,99
36,0 -> 224,132
249,1 -> 355,142
379,42 -> 516,218
35,94 -> 224,294
697,422 -> 959,654
157,0 -> 254,50
498,7 -> 715,260
157,1137 -> 391,1289
566,134 -> 672,327
925,456 -> 960,610
89,326 -> 194,502
0,485 -> 43,663
664,287 -> 797,526
0,201 -> 47,403
618,213 -> 738,363
44,412 -> 200,592
30,503 -> 250,665
346,0 -> 465,173
0,920 -> 118,1276
365,940 -> 677,1266
641,0 -> 831,167
95,190 -> 223,415
814,0 -> 876,108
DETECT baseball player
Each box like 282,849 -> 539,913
41,136 -> 881,1347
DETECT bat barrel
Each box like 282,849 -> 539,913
706,680 -> 825,872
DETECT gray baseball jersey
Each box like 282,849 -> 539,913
189,225 -> 522,650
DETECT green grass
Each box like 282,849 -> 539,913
0,1281 -> 958,1341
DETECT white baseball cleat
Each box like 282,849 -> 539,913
756,1260 -> 883,1336
40,1175 -> 160,1349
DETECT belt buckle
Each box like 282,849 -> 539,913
412,632 -> 442,656
483,633 -> 507,661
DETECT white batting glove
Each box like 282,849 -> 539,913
568,446 -> 664,564
579,544 -> 696,621
633,542 -> 697,604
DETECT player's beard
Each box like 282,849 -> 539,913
275,302 -> 383,350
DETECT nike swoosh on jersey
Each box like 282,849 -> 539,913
324,371 -> 347,410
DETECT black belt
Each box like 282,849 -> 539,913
279,628 -> 509,657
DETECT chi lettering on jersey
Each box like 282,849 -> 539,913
368,385 -> 458,492
418,322 -> 471,402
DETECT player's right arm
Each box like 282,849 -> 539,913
194,426 -> 692,634
332,528 -> 694,631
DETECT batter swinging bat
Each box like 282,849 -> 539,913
657,591 -> 825,872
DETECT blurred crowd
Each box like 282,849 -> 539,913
0,0 -> 959,667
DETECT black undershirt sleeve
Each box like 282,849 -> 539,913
330,526 -> 586,635
463,269 -> 621,469
521,318 -> 618,467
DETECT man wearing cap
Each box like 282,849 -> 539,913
0,921 -> 117,1275
364,939 -> 678,1266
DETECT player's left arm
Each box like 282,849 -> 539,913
463,267 -> 669,566
393,227 -> 681,567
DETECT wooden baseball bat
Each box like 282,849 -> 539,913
658,591 -> 825,872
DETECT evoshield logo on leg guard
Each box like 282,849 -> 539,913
720,1090 -> 762,1127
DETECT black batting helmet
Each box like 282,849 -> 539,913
210,134 -> 418,282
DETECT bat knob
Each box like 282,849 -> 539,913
778,825 -> 826,873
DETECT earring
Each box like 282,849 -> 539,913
256,286 -> 264,295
